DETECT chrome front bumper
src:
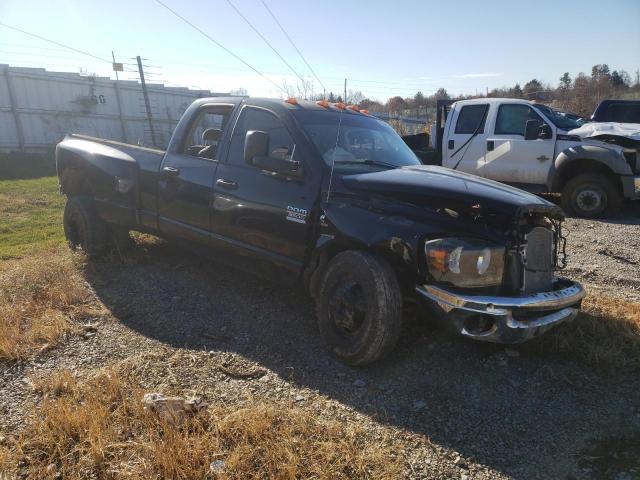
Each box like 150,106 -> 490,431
415,278 -> 586,344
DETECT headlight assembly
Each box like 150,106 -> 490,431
424,238 -> 505,288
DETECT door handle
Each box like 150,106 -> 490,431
536,155 -> 549,162
448,139 -> 455,150
216,178 -> 238,190
487,140 -> 494,151
162,166 -> 180,176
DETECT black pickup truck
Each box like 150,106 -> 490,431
56,97 -> 586,365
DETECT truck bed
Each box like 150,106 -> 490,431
56,133 -> 166,231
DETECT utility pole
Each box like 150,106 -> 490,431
112,51 -> 128,143
136,55 -> 158,148
344,78 -> 347,104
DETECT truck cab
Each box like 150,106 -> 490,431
432,98 -> 640,217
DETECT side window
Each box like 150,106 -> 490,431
183,106 -> 233,159
495,104 -> 544,136
606,104 -> 640,123
454,104 -> 488,134
227,107 -> 296,166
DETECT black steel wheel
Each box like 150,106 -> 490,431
316,250 -> 403,366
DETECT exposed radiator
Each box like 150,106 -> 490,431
521,226 -> 554,294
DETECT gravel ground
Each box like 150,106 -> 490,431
2,206 -> 640,479
563,203 -> 640,302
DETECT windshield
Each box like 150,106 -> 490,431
533,104 -> 584,130
292,110 -> 421,172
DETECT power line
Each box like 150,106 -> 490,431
0,43 -> 434,90
152,0 -> 287,95
0,49 -> 111,64
0,42 -> 86,54
259,0 -> 326,94
0,23 -> 111,64
224,0 -> 306,87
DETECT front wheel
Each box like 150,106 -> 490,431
316,251 -> 403,366
561,173 -> 622,218
63,196 -> 109,257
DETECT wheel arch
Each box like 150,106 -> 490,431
303,234 -> 416,299
550,157 -> 622,194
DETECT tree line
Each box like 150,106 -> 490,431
316,64 -> 639,121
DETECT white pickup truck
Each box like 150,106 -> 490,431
424,98 -> 640,218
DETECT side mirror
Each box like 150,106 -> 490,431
538,123 -> 552,139
524,120 -> 541,140
244,130 -> 269,164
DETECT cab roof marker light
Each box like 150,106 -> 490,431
346,104 -> 359,112
333,102 -> 346,110
360,109 -> 370,115
316,100 -> 330,108
285,97 -> 298,105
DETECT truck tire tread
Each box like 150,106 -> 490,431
561,173 -> 622,218
63,196 -> 109,257
316,250 -> 403,366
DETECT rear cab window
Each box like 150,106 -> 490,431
455,104 -> 488,134
183,105 -> 234,159
601,104 -> 640,123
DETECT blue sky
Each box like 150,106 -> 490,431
1,0 -> 639,100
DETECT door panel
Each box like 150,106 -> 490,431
484,104 -> 554,185
156,105 -> 233,242
157,152 -> 218,242
213,164 -> 314,263
443,103 -> 489,176
212,106 -> 316,265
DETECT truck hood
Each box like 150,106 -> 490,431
567,122 -> 640,149
341,165 -> 563,219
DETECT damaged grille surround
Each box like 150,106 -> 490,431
416,208 -> 583,344
510,214 -> 568,295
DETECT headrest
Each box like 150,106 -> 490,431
203,128 -> 222,142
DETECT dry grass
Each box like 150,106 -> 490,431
527,292 -> 640,370
0,248 -> 94,360
1,370 -> 402,480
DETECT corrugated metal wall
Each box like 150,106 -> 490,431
0,65 -> 226,152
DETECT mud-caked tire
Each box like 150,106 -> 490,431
63,196 -> 109,257
561,173 -> 622,218
316,250 -> 403,366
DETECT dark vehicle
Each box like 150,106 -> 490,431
591,100 -> 640,124
56,97 -> 585,365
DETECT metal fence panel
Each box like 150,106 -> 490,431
0,65 -> 226,152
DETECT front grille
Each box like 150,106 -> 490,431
521,227 -> 554,294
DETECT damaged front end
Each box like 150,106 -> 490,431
416,205 -> 585,344
338,165 -> 586,344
